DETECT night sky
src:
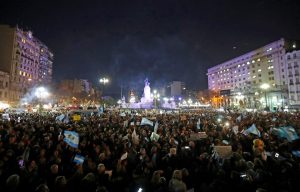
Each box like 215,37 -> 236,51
1,0 -> 300,95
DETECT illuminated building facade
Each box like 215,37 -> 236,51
207,38 -> 300,109
0,25 -> 53,101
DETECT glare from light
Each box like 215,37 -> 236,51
260,83 -> 270,90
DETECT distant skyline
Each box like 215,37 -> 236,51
1,0 -> 300,95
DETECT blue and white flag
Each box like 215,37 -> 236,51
141,117 -> 153,126
154,121 -> 159,133
56,114 -> 65,122
73,154 -> 84,164
196,118 -> 201,130
63,115 -> 69,124
244,124 -> 261,137
64,131 -> 79,148
98,106 -> 104,114
236,115 -> 242,122
292,150 -> 300,158
275,126 -> 299,142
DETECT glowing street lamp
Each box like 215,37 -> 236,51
99,77 -> 109,96
260,83 -> 270,109
99,78 -> 109,85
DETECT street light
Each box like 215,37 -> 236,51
260,83 -> 270,110
99,77 -> 109,108
99,78 -> 109,96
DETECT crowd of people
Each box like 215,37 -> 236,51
1,108 -> 300,192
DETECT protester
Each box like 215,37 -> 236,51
0,109 -> 300,192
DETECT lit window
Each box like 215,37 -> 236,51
252,60 -> 255,63
253,76 -> 256,78
258,69 -> 262,72
238,65 -> 240,67
247,62 -> 250,64
257,58 -> 260,61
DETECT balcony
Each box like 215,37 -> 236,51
288,66 -> 293,69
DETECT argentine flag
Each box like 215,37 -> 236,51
56,114 -> 65,122
141,117 -> 153,126
64,131 -> 79,148
74,154 -> 85,164
275,126 -> 299,142
244,124 -> 261,137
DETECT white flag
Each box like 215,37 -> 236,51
141,117 -> 153,126
154,121 -> 159,133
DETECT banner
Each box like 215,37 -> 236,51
64,131 -> 79,148
73,154 -> 84,164
150,132 -> 160,142
141,117 -> 153,126
214,146 -> 232,159
189,132 -> 207,140
72,115 -> 81,121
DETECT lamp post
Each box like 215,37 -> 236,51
260,83 -> 270,110
153,90 -> 160,108
99,77 -> 109,108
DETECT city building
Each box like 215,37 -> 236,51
38,43 -> 53,84
0,71 -> 10,102
166,81 -> 186,98
207,38 -> 300,109
58,79 -> 92,96
286,50 -> 300,105
0,25 -> 53,101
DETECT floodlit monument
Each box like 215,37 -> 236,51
121,78 -> 177,109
